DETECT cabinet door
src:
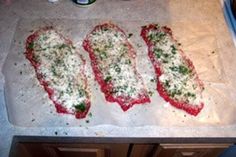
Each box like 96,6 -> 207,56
43,143 -> 129,157
154,144 -> 231,157
129,144 -> 158,157
46,146 -> 106,157
16,143 -> 129,157
15,143 -> 49,157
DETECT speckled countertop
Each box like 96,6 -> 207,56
0,0 -> 236,156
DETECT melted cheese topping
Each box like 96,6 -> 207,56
147,26 -> 203,105
31,30 -> 88,112
88,26 -> 145,101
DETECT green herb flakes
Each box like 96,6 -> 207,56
74,102 -> 86,112
105,76 -> 112,83
28,42 -> 34,50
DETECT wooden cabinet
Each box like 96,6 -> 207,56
14,142 -> 231,157
153,144 -> 231,157
16,143 -> 129,157
46,146 -> 107,157
129,144 -> 158,157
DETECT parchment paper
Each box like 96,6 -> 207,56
2,18 -> 236,127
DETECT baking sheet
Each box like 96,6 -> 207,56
2,18 -> 236,127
